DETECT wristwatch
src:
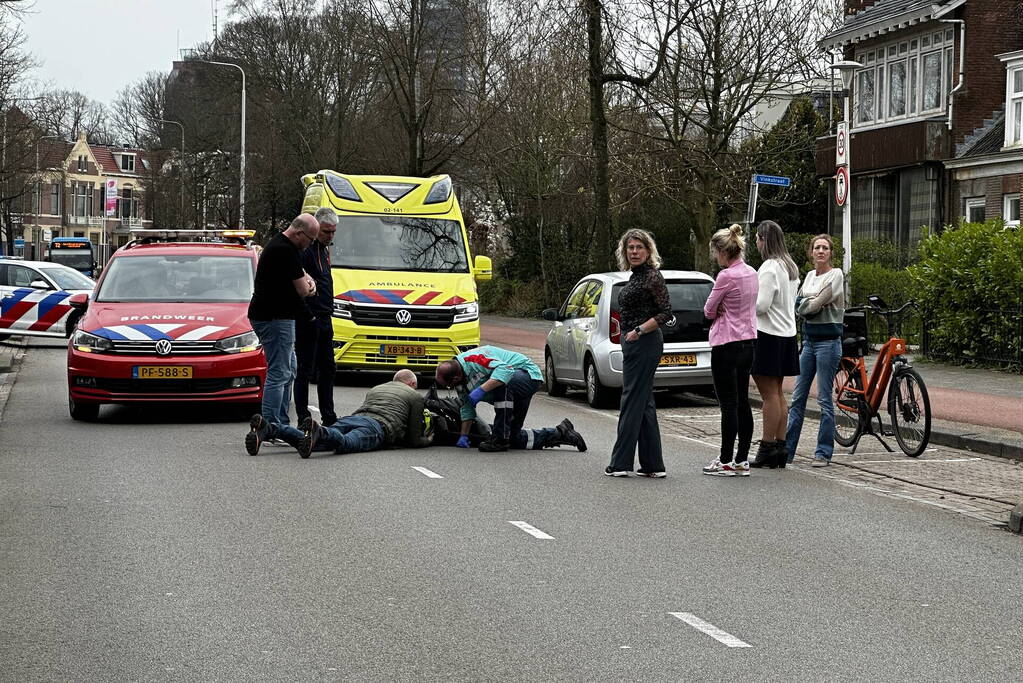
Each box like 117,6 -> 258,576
634,326 -> 643,336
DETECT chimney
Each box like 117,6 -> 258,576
846,0 -> 882,16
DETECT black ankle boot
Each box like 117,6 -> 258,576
750,440 -> 773,468
772,440 -> 788,468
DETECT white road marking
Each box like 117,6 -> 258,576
411,466 -> 443,479
669,612 -> 752,648
508,521 -> 554,539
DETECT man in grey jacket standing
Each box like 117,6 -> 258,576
287,369 -> 433,459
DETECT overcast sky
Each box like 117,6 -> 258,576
21,0 -> 215,105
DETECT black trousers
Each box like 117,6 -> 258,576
488,369 -> 542,446
711,339 -> 755,463
294,315 -> 337,426
609,329 -> 664,472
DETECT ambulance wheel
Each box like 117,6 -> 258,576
69,395 -> 99,421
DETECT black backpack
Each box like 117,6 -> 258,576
424,385 -> 491,446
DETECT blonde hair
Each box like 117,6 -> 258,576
710,223 -> 745,261
807,233 -> 834,262
615,229 -> 662,270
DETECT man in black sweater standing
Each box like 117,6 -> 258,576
294,207 -> 338,427
245,213 -> 318,456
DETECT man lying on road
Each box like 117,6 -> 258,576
248,369 -> 434,458
434,345 -> 587,453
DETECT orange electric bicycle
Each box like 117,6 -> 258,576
833,295 -> 932,457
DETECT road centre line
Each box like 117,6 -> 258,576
669,612 -> 751,648
508,521 -> 554,539
411,466 -> 443,478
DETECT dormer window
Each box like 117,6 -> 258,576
1000,49 -> 1023,148
120,153 -> 135,172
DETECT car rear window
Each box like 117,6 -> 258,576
611,280 -> 713,312
96,254 -> 254,303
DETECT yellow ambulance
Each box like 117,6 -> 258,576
300,170 -> 492,371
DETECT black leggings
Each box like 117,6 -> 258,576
711,340 -> 755,464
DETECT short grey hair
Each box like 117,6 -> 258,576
314,207 -> 338,226
393,368 -> 417,387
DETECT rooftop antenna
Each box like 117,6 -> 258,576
212,0 -> 219,44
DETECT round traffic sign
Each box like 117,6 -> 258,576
837,129 -> 846,160
835,166 -> 849,207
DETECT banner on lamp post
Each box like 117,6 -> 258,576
105,179 -> 118,216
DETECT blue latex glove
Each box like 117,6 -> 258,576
468,386 -> 486,406
456,434 -> 471,448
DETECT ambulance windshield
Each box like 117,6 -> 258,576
329,216 -> 469,273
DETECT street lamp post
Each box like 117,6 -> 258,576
832,60 -> 864,287
157,119 -> 185,221
196,60 -> 246,228
34,134 -> 59,256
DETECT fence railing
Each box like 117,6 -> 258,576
921,308 -> 1023,369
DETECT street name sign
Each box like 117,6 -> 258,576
753,174 -> 791,187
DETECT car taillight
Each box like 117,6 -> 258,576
609,310 -> 621,344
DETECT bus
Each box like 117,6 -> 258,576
300,170 -> 492,372
47,237 -> 97,277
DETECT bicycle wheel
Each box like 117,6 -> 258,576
888,367 -> 931,457
833,358 -> 863,447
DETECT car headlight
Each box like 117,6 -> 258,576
215,331 -> 261,354
72,329 -> 112,353
332,299 -> 353,319
453,301 -> 478,323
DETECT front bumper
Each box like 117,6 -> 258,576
331,318 -> 480,370
67,347 -> 266,404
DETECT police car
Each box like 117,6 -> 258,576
0,259 -> 96,342
66,230 -> 266,421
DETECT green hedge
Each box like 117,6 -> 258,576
909,221 -> 1023,368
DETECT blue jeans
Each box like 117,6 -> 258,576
786,338 -> 841,462
250,319 -> 297,429
317,415 -> 387,454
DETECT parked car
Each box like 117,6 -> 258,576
66,232 -> 266,421
542,270 -> 715,407
0,259 -> 95,342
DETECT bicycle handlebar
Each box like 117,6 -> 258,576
848,300 -> 917,318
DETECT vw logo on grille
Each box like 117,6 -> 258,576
395,309 -> 413,325
155,339 -> 173,356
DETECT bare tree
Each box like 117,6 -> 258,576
110,72 -> 167,148
24,89 -> 114,144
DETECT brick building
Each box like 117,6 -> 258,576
17,131 -> 153,262
816,0 -> 1023,244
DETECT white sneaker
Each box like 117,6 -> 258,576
732,461 -> 750,477
702,459 -> 736,476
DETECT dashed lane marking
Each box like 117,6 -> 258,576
669,612 -> 752,648
411,466 -> 443,479
508,521 -> 554,539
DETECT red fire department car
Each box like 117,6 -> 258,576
66,231 -> 266,421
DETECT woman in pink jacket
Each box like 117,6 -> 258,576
702,224 -> 759,477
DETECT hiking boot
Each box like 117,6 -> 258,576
245,414 -> 271,456
750,440 -> 773,468
732,460 -> 751,477
478,438 -> 509,452
298,419 -> 321,459
544,418 -> 587,452
702,459 -> 736,477
636,469 -> 667,478
604,466 -> 630,477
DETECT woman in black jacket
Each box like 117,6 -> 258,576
605,229 -> 672,477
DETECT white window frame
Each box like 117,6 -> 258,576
1002,59 -> 1023,148
964,197 -> 985,223
854,28 -> 955,130
1003,193 -> 1020,226
120,154 -> 135,172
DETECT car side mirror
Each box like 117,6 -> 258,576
29,279 -> 52,290
473,255 -> 492,282
541,308 -> 560,322
68,293 -> 90,311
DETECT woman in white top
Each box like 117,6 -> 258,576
750,221 -> 800,468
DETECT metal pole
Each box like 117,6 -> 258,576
157,119 -> 185,221
196,60 -> 246,227
843,94 -> 852,279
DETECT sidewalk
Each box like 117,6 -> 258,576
0,338 -> 27,420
